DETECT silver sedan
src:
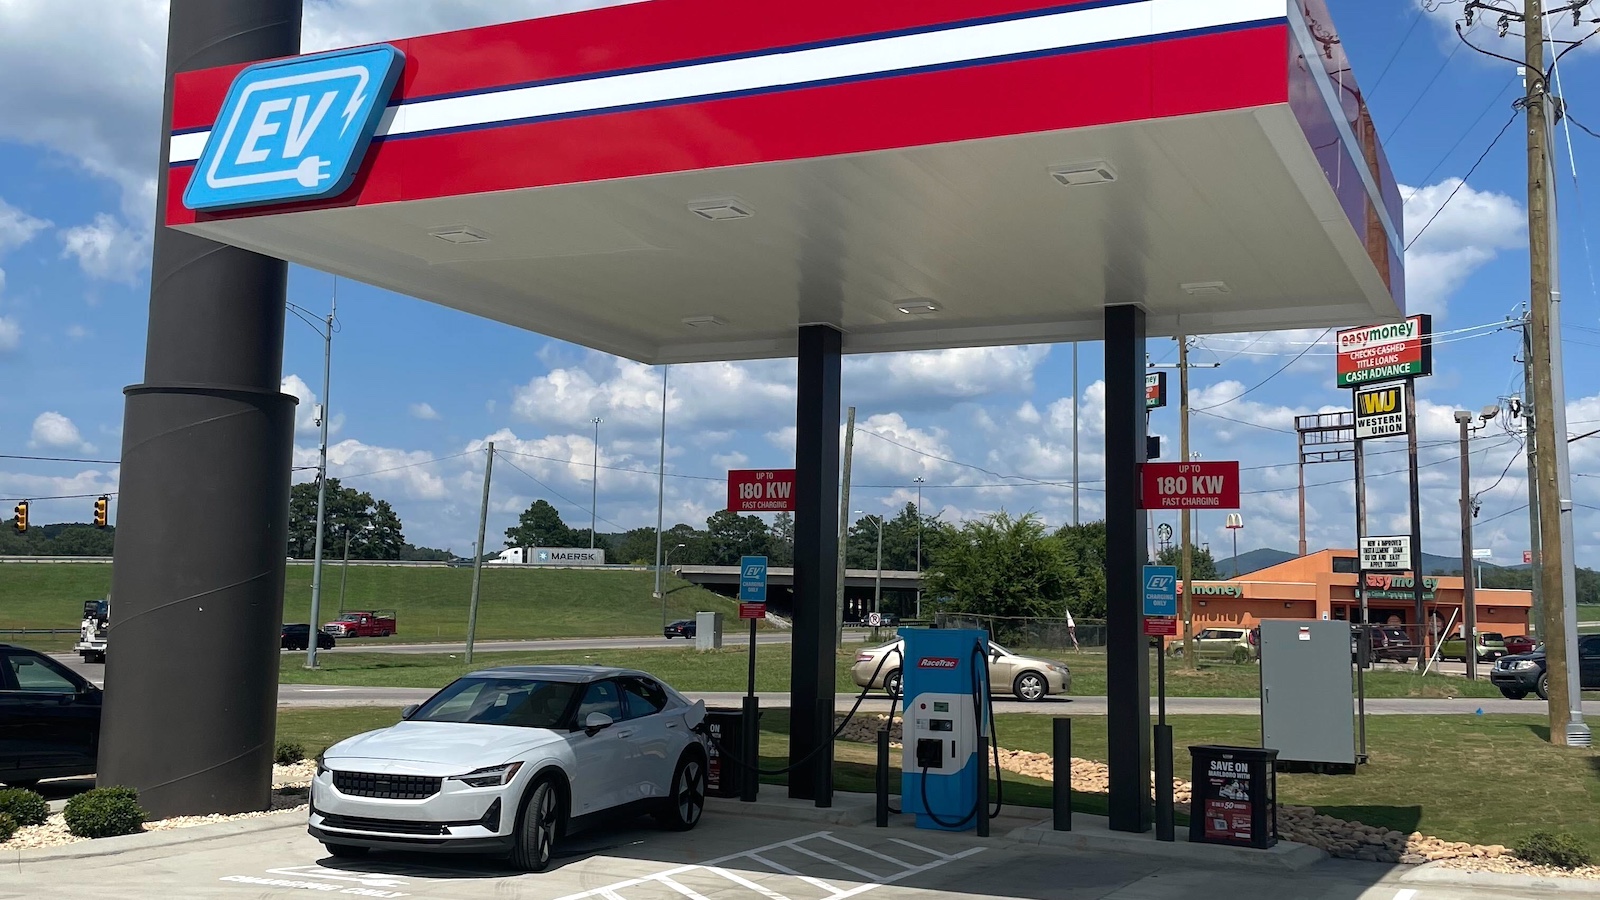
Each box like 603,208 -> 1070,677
850,639 -> 1071,701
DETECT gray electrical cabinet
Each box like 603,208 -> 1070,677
1260,620 -> 1355,772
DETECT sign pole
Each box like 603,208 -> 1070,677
1354,424 -> 1368,764
738,555 -> 768,803
1404,379 -> 1426,671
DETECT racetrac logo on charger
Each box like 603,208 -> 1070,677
183,45 -> 405,211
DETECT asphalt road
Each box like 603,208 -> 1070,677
1,801 -> 1504,900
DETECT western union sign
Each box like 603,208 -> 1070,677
1354,382 -> 1407,439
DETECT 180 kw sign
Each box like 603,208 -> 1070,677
727,469 -> 797,512
1139,461 -> 1240,510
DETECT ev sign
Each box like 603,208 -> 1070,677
739,556 -> 768,603
1143,566 -> 1178,617
184,45 -> 405,211
727,469 -> 797,512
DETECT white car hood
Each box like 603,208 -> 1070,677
326,721 -> 568,775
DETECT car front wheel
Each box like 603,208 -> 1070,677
511,778 -> 561,872
884,669 -> 902,698
656,750 -> 707,831
1536,672 -> 1549,702
1013,672 -> 1048,702
1499,687 -> 1528,700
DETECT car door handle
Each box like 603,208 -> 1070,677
616,729 -> 634,738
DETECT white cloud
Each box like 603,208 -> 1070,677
59,214 -> 149,284
847,346 -> 1051,406
0,316 -> 19,354
513,357 -> 792,435
282,374 -> 344,436
1401,180 -> 1524,317
29,411 -> 94,453
409,402 -> 441,421
294,439 -> 449,502
0,198 -> 49,253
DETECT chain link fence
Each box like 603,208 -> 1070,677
933,612 -> 1108,650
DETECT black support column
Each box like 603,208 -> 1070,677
1104,305 -> 1152,833
98,0 -> 302,819
789,325 -> 842,803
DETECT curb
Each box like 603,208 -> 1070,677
1004,819 -> 1328,872
7,810 -> 305,864
706,794 -> 878,827
1400,863 -> 1600,894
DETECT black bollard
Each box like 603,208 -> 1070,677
1053,718 -> 1073,831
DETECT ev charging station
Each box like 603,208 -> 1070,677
899,628 -> 991,832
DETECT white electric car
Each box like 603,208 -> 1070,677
309,666 -> 710,871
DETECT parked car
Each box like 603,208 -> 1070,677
1352,624 -> 1417,664
1168,627 -> 1260,663
1437,631 -> 1507,663
662,619 -> 696,640
322,610 -> 397,639
1489,635 -> 1600,700
0,643 -> 102,788
282,624 -> 336,651
309,666 -> 709,871
1502,635 -> 1538,656
850,639 -> 1070,702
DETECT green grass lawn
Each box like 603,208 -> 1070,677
1578,604 -> 1600,623
280,644 -> 1502,700
0,563 -> 744,651
274,706 -> 1599,851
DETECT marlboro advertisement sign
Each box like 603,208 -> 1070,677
1335,314 -> 1432,388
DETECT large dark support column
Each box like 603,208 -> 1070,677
1104,305 -> 1152,833
789,325 -> 842,803
98,0 -> 302,819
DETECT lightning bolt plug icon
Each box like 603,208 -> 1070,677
341,92 -> 367,135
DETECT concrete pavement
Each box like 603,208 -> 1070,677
2,798 -> 1544,900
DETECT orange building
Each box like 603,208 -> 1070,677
1177,549 -> 1533,643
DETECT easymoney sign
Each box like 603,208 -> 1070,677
1335,314 -> 1432,388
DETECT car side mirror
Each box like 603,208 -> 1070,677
584,712 -> 615,735
400,703 -> 420,720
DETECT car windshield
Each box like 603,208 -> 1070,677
335,614 -> 363,622
410,677 -> 580,729
1481,633 -> 1504,642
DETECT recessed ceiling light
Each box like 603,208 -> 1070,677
429,226 -> 489,244
1181,281 -> 1232,296
894,300 -> 941,316
682,315 -> 727,328
688,199 -> 753,221
1048,161 -> 1117,187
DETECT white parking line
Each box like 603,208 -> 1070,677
551,831 -> 984,900
1392,891 -> 1417,900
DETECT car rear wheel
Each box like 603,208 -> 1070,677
323,843 -> 368,859
656,750 -> 707,831
1499,688 -> 1528,700
1231,647 -> 1250,664
1536,672 -> 1549,702
511,778 -> 561,872
1013,671 -> 1048,702
884,669 -> 902,698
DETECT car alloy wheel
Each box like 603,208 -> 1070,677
884,669 -> 902,698
658,752 -> 706,831
1536,672 -> 1549,702
512,779 -> 560,872
1014,672 -> 1047,702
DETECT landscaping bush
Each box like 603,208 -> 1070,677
0,812 -> 16,843
1515,831 -> 1592,869
0,787 -> 49,827
63,787 -> 145,839
274,741 -> 306,765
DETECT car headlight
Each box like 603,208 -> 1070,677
450,762 -> 524,788
1511,660 -> 1539,671
1050,665 -> 1070,676
315,751 -> 328,776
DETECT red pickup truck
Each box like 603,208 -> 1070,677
322,610 -> 397,639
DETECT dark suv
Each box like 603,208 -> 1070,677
0,644 -> 102,787
281,624 -> 335,651
1353,624 -> 1417,665
1489,634 -> 1600,700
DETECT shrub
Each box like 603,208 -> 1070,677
1515,831 -> 1592,869
0,787 -> 48,827
0,812 -> 16,843
274,741 -> 306,766
63,786 -> 145,839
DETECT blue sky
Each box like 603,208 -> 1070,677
1,0 -> 1599,567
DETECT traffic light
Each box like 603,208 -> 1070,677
13,501 -> 27,533
93,496 -> 109,529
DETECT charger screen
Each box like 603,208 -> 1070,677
933,701 -> 949,713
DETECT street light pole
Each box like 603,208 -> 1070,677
589,417 -> 603,548
305,283 -> 337,671
914,476 -> 925,620
661,542 -> 686,629
653,367 -> 669,599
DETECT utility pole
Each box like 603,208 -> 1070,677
1522,0 -> 1587,746
1178,335 -> 1195,669
1455,411 -> 1480,681
1405,379 -> 1426,672
914,475 -> 925,620
1522,322 -> 1544,636
1072,342 -> 1080,525
835,407 -> 856,645
305,285 -> 336,670
589,417 -> 603,548
653,367 -> 669,600
466,442 -> 494,665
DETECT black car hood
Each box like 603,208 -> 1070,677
1498,651 -> 1545,664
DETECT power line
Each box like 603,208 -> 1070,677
0,491 -> 117,504
337,451 -> 475,482
1406,111 -> 1522,251
1190,327 -> 1332,411
0,454 -> 120,465
1385,34 -> 1466,142
495,453 -> 630,534
1366,2 -> 1433,100
497,447 -> 723,483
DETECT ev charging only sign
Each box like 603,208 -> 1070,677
184,45 -> 405,210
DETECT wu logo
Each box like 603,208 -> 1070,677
1358,389 -> 1399,415
184,45 -> 405,211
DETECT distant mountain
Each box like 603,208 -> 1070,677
1215,548 -> 1297,577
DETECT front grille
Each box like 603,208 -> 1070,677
320,813 -> 448,835
332,771 -> 441,800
